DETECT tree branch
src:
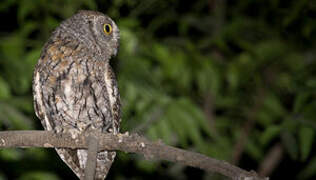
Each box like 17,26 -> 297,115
84,134 -> 99,180
0,130 -> 267,180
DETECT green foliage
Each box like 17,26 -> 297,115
18,171 -> 59,180
0,76 -> 11,100
299,126 -> 314,161
298,156 -> 316,179
0,0 -> 316,179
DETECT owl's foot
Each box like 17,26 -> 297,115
68,128 -> 81,139
54,125 -> 81,140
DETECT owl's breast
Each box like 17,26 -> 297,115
57,59 -> 112,130
34,40 -> 113,133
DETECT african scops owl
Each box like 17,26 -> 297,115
32,10 -> 121,179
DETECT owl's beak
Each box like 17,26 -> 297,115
113,49 -> 118,57
113,42 -> 119,57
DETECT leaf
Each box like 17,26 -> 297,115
253,40 -> 286,62
0,34 -> 24,60
226,64 -> 240,91
0,76 -> 11,100
245,138 -> 263,161
135,160 -> 158,173
263,94 -> 286,117
283,0 -> 309,26
0,149 -> 23,161
306,78 -> 316,88
183,98 -> 213,138
0,103 -> 34,130
17,0 -> 37,23
82,0 -> 97,10
155,116 -> 173,145
167,101 -> 189,147
119,26 -> 139,55
196,59 -> 221,96
299,126 -> 314,161
147,123 -> 159,140
281,132 -> 298,160
258,93 -> 287,126
293,92 -> 310,113
18,172 -> 59,180
25,148 -> 48,161
298,156 -> 316,179
19,21 -> 38,37
260,125 -> 281,146
25,48 -> 41,69
8,96 -> 34,114
0,173 -> 6,180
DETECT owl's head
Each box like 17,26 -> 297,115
57,10 -> 120,60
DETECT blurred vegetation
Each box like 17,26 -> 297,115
0,0 -> 316,179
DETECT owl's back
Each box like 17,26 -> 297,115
33,34 -> 120,179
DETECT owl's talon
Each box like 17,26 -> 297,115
68,128 -> 81,139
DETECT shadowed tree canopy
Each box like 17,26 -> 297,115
0,0 -> 316,179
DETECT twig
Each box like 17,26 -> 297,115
232,118 -> 255,164
0,130 -> 268,180
232,88 -> 265,165
258,143 -> 283,177
84,134 -> 98,180
203,93 -> 218,136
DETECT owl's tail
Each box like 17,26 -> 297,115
55,148 -> 115,179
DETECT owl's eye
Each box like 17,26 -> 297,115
103,23 -> 112,35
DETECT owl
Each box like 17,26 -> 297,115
32,10 -> 121,179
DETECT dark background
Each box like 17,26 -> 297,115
0,0 -> 316,179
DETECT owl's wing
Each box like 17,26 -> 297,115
33,40 -> 86,178
33,38 -> 118,179
104,65 -> 121,134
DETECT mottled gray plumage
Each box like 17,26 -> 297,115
32,10 -> 121,179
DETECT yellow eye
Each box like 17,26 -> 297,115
103,23 -> 112,35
